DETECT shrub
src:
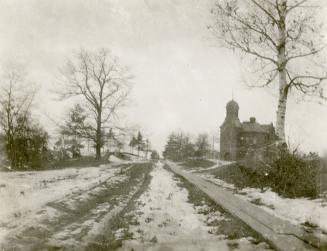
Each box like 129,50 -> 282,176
214,163 -> 270,189
6,117 -> 49,170
268,150 -> 320,198
214,149 -> 321,199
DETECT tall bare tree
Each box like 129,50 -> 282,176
210,0 -> 326,141
0,66 -> 40,168
59,49 -> 132,160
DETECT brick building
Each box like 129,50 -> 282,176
220,100 -> 277,161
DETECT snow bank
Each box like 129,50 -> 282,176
237,187 -> 327,233
200,174 -> 327,233
200,174 -> 236,190
188,159 -> 234,173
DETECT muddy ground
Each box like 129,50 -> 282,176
0,162 -> 153,251
0,161 -> 273,251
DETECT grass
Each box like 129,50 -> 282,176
47,156 -> 110,169
0,156 -> 111,171
180,159 -> 216,169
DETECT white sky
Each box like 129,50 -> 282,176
0,0 -> 326,154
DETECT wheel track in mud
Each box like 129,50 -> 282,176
0,162 -> 153,251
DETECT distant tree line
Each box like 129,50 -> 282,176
129,131 -> 151,157
163,132 -> 210,162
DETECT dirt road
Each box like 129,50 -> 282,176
0,161 -> 273,251
117,162 -> 272,251
0,162 -> 152,250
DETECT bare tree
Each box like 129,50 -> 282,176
59,49 -> 132,160
0,66 -> 38,168
210,0 -> 326,141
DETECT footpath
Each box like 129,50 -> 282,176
166,161 -> 327,251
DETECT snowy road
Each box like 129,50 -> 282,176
119,162 -> 272,251
0,162 -> 273,250
0,162 -> 152,250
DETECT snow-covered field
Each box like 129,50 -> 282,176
201,173 -> 327,233
0,164 -> 125,245
121,163 -> 271,251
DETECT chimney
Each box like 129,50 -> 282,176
250,117 -> 256,123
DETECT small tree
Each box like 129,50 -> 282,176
151,150 -> 160,161
129,136 -> 137,154
144,139 -> 151,158
163,133 -> 179,161
61,104 -> 88,158
136,131 -> 144,156
195,134 -> 210,159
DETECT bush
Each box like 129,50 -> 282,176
6,118 -> 49,170
214,163 -> 270,189
214,149 -> 321,199
268,150 -> 320,198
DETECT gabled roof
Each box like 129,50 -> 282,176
220,118 -> 242,128
241,122 -> 274,134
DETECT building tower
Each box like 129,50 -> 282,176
220,100 -> 241,160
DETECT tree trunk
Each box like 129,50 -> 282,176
276,0 -> 288,142
95,113 -> 102,160
276,84 -> 288,141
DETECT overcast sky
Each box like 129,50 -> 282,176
0,0 -> 326,154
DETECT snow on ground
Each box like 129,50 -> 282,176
0,164 -> 124,243
200,174 -> 236,191
122,162 -> 270,251
188,159 -> 233,173
237,188 -> 327,232
200,173 -> 327,233
109,155 -> 126,163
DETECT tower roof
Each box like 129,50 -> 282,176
226,100 -> 239,110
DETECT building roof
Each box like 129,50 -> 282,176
241,122 -> 273,134
226,100 -> 239,109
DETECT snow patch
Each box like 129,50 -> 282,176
124,162 -> 271,250
200,173 -> 327,233
0,164 -> 124,244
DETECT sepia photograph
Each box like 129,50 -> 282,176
0,0 -> 326,250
